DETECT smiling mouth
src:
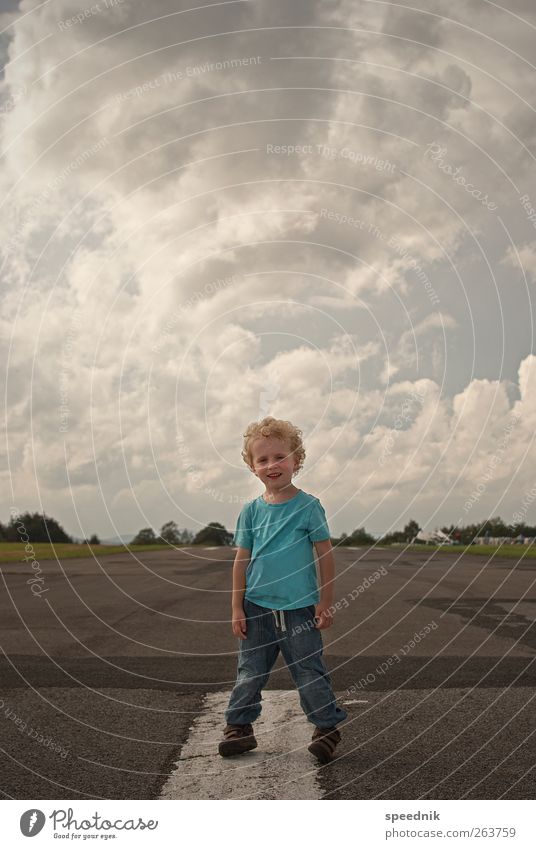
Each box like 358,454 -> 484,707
267,473 -> 282,478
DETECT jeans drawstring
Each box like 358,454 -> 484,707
272,608 -> 286,632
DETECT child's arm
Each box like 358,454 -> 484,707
314,538 -> 335,628
231,546 -> 251,639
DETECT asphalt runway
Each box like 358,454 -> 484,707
0,545 -> 535,799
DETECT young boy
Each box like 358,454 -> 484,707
219,416 -> 348,764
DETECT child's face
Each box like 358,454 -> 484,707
250,436 -> 298,489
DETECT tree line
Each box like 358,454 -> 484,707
0,512 -> 231,546
2,511 -> 534,548
130,521 -> 232,546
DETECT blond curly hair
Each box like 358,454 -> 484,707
241,416 -> 306,475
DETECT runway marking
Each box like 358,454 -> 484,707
159,690 -> 322,800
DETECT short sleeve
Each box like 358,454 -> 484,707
233,502 -> 253,548
307,498 -> 331,542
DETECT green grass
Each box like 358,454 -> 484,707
2,541 -> 535,565
0,542 -> 187,564
389,543 -> 536,558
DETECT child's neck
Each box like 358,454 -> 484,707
262,484 -> 300,504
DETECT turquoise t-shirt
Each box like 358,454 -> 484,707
232,489 -> 331,610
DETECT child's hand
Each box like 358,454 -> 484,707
314,602 -> 333,629
232,607 -> 247,639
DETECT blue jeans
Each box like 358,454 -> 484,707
225,598 -> 348,729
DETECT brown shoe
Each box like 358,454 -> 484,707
307,725 -> 341,764
218,723 -> 258,757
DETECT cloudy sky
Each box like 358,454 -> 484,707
1,0 -> 535,539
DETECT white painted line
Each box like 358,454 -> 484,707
160,690 -> 322,800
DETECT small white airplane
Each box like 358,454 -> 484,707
415,529 -> 454,544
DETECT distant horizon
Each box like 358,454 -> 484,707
1,0 -> 535,547
4,513 -> 534,547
